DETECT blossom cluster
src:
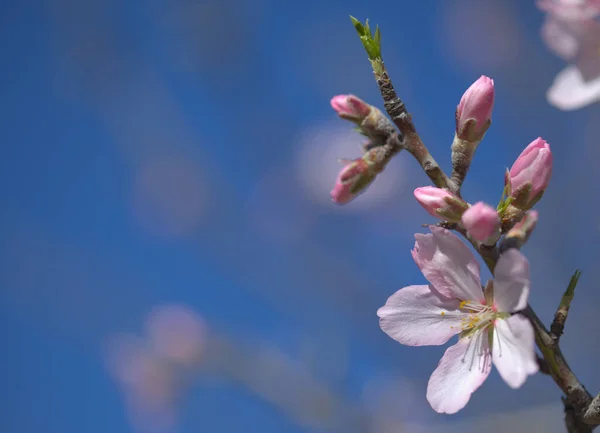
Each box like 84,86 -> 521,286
329,75 -> 554,413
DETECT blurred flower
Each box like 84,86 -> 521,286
107,304 -> 206,433
107,336 -> 179,433
437,0 -> 521,73
146,304 -> 206,367
461,202 -> 500,242
377,227 -> 537,414
539,0 -> 600,109
538,0 -> 600,21
508,138 -> 553,210
456,76 -> 494,141
413,187 -> 468,222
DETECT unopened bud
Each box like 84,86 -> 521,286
461,202 -> 501,243
413,186 -> 468,222
455,76 -> 494,141
508,137 -> 553,210
331,94 -> 372,124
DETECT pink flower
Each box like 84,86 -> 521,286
414,186 -> 468,222
461,202 -> 500,242
538,1 -> 600,109
508,138 -> 553,209
537,0 -> 600,21
456,76 -> 495,140
377,227 -> 538,414
330,158 -> 375,204
330,94 -> 372,123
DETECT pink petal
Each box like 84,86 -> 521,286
377,285 -> 464,346
541,16 -> 581,61
547,65 -> 600,110
412,226 -> 483,302
493,315 -> 539,388
146,304 -> 206,367
426,334 -> 492,414
493,249 -> 530,312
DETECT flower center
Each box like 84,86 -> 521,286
457,300 -> 496,334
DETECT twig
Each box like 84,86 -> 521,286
566,397 -> 594,433
350,17 -> 453,191
550,270 -> 581,342
537,355 -> 551,375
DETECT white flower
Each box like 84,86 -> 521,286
377,226 -> 538,414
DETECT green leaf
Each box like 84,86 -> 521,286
564,269 -> 582,299
349,16 -> 365,36
374,26 -> 381,47
349,16 -> 382,60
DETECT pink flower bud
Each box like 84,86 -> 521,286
330,159 -> 375,204
330,94 -> 372,123
456,76 -> 495,140
461,202 -> 501,242
509,137 -> 553,208
414,187 -> 468,222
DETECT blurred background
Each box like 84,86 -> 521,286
1,0 -> 600,432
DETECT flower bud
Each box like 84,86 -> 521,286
330,159 -> 376,204
330,94 -> 372,123
508,137 -> 553,209
501,210 -> 539,252
456,76 -> 495,141
461,202 -> 501,243
414,187 -> 468,222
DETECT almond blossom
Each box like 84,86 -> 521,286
538,0 -> 600,109
377,226 -> 538,414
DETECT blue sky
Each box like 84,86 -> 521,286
1,0 -> 600,432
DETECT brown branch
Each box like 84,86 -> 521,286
566,397 -> 594,433
350,17 -> 453,191
584,394 -> 600,425
374,67 -> 453,190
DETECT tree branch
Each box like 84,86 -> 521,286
584,394 -> 600,425
351,17 -> 453,191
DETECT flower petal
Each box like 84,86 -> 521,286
547,65 -> 600,111
493,315 -> 539,389
377,285 -> 464,346
426,333 -> 492,414
412,226 -> 483,302
541,16 -> 581,61
493,249 -> 530,312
